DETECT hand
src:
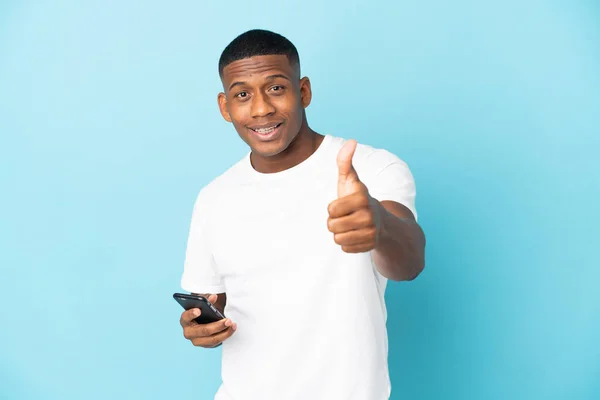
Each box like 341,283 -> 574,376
179,294 -> 237,348
327,139 -> 383,253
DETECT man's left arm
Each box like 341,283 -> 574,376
328,139 -> 426,282
372,200 -> 425,281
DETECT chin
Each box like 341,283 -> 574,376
250,140 -> 289,157
246,133 -> 296,158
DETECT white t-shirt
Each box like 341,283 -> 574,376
181,134 -> 417,400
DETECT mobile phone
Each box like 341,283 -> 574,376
173,293 -> 225,324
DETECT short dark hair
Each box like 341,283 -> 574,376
218,29 -> 300,77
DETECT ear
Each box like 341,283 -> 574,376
217,92 -> 232,123
299,77 -> 312,109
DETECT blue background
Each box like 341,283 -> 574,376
1,1 -> 599,399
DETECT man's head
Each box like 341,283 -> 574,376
217,29 -> 312,158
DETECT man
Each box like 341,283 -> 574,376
179,29 -> 426,400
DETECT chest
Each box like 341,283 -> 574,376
210,177 -> 340,285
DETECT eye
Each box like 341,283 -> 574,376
235,91 -> 249,99
269,85 -> 285,93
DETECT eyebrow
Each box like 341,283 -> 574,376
228,74 -> 291,91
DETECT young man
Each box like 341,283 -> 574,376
179,29 -> 426,400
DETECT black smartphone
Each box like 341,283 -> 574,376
173,293 -> 225,324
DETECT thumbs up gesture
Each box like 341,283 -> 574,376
327,139 -> 383,253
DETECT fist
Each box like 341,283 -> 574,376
327,139 -> 383,253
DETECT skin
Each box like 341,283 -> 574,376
180,293 -> 233,348
217,54 -> 323,173
328,140 -> 426,281
180,54 -> 426,348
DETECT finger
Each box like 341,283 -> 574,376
184,318 -> 232,339
328,191 -> 369,218
207,294 -> 218,304
327,208 -> 374,233
341,242 -> 375,253
337,139 -> 359,182
180,308 -> 201,327
192,324 -> 236,348
333,227 -> 377,247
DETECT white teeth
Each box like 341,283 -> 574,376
253,124 -> 279,134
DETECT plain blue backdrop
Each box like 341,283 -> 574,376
1,1 -> 599,399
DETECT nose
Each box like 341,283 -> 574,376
250,92 -> 275,118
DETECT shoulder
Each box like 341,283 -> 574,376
330,135 -> 419,218
192,154 -> 250,208
354,142 -> 409,173
327,135 -> 411,176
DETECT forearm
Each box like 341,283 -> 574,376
372,202 -> 426,281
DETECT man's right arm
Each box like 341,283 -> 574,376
180,188 -> 235,348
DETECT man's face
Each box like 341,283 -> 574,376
218,55 -> 311,157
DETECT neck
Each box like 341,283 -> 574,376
250,123 -> 324,174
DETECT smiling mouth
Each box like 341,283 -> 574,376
249,123 -> 283,135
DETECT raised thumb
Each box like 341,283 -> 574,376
337,139 -> 359,182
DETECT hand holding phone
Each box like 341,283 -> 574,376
175,293 -> 237,348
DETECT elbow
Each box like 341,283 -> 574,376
395,254 -> 425,282
405,259 -> 425,281
383,259 -> 424,282
406,236 -> 426,280
373,236 -> 426,282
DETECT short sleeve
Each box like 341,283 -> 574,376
363,149 -> 418,221
180,188 -> 226,294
